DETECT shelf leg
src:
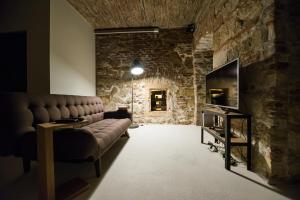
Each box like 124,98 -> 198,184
201,112 -> 205,144
247,117 -> 252,170
225,116 -> 231,170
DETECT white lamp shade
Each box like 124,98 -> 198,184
131,67 -> 144,75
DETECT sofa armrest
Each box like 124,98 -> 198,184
104,110 -> 132,121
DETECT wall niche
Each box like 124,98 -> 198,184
150,90 -> 167,111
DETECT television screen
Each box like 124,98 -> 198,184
206,59 -> 239,109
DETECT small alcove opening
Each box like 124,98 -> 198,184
150,90 -> 167,111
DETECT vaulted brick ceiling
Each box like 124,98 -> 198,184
67,0 -> 203,29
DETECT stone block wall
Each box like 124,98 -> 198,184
193,0 -> 284,182
94,0 -> 300,183
194,0 -> 275,67
193,0 -> 300,183
193,34 -> 213,125
273,0 -> 300,183
96,29 -> 194,124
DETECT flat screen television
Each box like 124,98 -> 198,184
206,59 -> 239,110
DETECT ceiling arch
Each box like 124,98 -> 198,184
67,0 -> 204,29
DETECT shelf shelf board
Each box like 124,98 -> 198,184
202,126 -> 247,146
203,108 -> 251,119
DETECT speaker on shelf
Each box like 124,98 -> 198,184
186,24 -> 195,33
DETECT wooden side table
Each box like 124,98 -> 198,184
37,120 -> 89,200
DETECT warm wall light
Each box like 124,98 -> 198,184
131,67 -> 144,75
130,59 -> 144,75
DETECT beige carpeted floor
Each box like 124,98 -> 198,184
0,125 -> 299,200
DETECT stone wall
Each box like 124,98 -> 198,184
193,0 -> 280,181
194,0 -> 300,183
273,0 -> 300,183
96,29 -> 194,124
194,0 -> 275,67
94,0 -> 300,183
193,34 -> 213,125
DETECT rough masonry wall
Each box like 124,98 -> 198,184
193,33 -> 213,125
96,29 -> 194,124
193,50 -> 212,125
193,0 -> 279,181
274,0 -> 300,182
194,0 -> 275,67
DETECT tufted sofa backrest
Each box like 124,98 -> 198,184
0,93 -> 104,156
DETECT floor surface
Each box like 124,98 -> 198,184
0,125 -> 299,200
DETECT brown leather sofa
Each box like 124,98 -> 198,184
0,93 -> 131,177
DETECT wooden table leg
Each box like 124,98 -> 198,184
37,126 -> 55,200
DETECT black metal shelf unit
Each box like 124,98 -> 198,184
201,108 -> 252,170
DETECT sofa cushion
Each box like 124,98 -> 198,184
82,118 -> 131,154
28,94 -> 104,125
18,128 -> 99,161
53,128 -> 99,161
19,118 -> 131,161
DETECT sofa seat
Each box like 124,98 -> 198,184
82,118 -> 131,154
